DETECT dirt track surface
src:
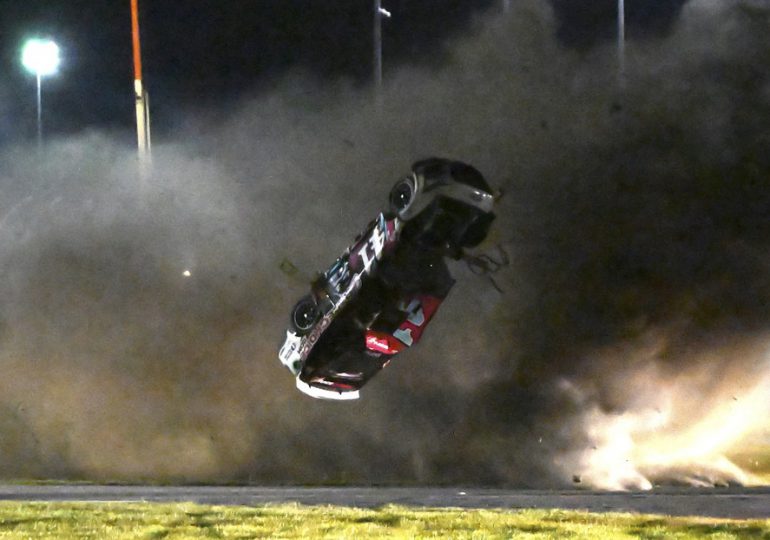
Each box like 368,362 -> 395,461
0,485 -> 769,518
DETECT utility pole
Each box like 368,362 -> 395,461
131,0 -> 152,168
617,0 -> 626,90
373,0 -> 391,101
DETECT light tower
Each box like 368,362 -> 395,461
21,38 -> 60,148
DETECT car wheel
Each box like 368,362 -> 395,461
458,210 -> 495,248
291,296 -> 319,335
389,176 -> 417,218
449,161 -> 492,193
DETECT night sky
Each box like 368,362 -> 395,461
1,1 -> 686,143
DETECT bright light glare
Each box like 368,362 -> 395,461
21,39 -> 60,77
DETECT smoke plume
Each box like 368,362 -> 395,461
0,0 -> 768,488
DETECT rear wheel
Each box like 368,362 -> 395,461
291,296 -> 319,335
449,161 -> 492,192
456,207 -> 495,248
428,198 -> 495,252
446,163 -> 495,248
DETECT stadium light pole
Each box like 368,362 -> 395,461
21,38 -> 60,148
373,0 -> 391,98
131,0 -> 152,168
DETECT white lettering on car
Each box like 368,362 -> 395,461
356,222 -> 387,275
357,244 -> 376,274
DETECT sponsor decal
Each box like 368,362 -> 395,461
365,331 -> 406,355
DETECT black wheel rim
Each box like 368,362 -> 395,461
390,180 -> 413,213
293,299 -> 318,331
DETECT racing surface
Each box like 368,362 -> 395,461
0,485 -> 769,519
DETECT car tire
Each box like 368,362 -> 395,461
291,295 -> 319,335
389,176 -> 417,219
458,209 -> 495,248
449,161 -> 492,193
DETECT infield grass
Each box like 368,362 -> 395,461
0,502 -> 767,539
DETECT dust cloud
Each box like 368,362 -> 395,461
0,0 -> 768,487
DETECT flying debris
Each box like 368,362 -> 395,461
278,158 -> 496,400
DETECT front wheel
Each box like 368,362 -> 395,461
291,296 -> 319,335
389,176 -> 417,219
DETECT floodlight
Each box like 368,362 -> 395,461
22,39 -> 60,77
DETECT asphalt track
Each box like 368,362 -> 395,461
0,485 -> 769,519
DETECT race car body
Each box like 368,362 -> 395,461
278,158 -> 496,400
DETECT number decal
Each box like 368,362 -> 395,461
393,296 -> 443,348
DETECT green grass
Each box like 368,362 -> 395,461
0,502 -> 767,539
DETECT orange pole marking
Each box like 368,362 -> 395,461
130,0 -> 143,81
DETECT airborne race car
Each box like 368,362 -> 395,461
278,158 -> 496,400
